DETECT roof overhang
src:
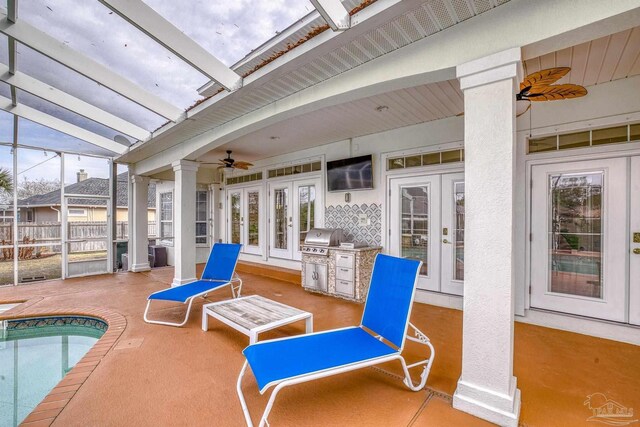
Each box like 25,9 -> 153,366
123,0 -> 640,175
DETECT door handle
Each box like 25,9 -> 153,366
633,248 -> 640,255
442,239 -> 451,244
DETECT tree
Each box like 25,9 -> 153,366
16,176 -> 61,201
0,168 -> 12,205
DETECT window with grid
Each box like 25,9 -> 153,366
160,192 -> 173,241
196,190 -> 208,244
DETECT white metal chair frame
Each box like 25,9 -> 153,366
143,273 -> 242,327
236,258 -> 434,427
237,323 -> 434,427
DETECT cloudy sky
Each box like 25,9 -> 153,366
0,0 -> 314,182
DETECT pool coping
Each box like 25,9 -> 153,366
0,300 -> 127,427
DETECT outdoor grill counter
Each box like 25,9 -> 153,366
301,228 -> 381,303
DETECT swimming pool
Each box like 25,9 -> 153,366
0,316 -> 106,426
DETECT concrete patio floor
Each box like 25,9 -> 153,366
1,265 -> 639,426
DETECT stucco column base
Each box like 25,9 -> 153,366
453,377 -> 521,427
171,277 -> 198,287
130,173 -> 150,274
130,263 -> 151,273
454,47 -> 523,427
171,160 -> 199,287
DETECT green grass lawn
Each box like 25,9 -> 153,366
0,251 -> 107,285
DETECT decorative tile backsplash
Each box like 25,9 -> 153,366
325,203 -> 382,247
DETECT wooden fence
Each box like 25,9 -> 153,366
0,221 -> 157,255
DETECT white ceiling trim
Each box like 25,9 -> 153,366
98,0 -> 243,92
0,65 -> 150,141
0,12 -> 183,121
0,95 -> 126,154
310,0 -> 350,31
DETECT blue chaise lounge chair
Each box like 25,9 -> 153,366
144,243 -> 242,327
236,254 -> 435,427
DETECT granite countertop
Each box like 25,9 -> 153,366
330,246 -> 382,252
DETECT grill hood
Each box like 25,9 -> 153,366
303,228 -> 344,247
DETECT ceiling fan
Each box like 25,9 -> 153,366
517,67 -> 587,102
456,67 -> 587,117
203,150 -> 253,170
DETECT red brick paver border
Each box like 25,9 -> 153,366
1,302 -> 127,427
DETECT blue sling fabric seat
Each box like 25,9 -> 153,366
236,254 -> 436,427
144,243 -> 242,327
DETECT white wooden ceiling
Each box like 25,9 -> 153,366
524,26 -> 640,87
198,79 -> 463,163
200,26 -> 640,164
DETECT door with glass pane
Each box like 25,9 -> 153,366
268,179 -> 321,261
389,175 -> 441,291
227,186 -> 263,256
630,157 -> 640,326
269,183 -> 293,259
293,180 -> 319,261
441,173 -> 465,295
531,159 -> 627,322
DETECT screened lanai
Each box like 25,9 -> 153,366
0,0 -> 324,286
3,2 -> 640,427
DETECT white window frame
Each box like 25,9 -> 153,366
159,191 -> 173,246
195,189 -> 208,246
67,208 -> 87,217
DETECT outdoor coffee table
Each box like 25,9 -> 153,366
202,295 -> 313,344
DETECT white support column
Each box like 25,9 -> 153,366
452,48 -> 522,427
172,160 -> 199,287
130,174 -> 151,272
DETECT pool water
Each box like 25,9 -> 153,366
0,316 -> 106,426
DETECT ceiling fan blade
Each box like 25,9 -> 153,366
528,84 -> 587,101
234,161 -> 253,167
520,67 -> 570,91
233,164 -> 250,170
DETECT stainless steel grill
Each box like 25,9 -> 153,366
302,228 -> 343,293
301,228 -> 344,256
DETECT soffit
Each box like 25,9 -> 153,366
197,79 -> 463,163
199,25 -> 640,164
129,0 -> 509,161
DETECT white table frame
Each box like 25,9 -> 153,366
202,295 -> 313,344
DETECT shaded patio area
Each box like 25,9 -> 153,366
1,266 -> 639,426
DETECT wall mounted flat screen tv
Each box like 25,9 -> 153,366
327,154 -> 373,192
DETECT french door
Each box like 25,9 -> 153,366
389,172 -> 464,295
531,157 -> 639,324
268,178 -> 321,261
227,186 -> 263,256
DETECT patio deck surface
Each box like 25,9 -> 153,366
1,265 -> 639,426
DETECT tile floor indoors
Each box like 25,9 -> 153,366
1,264 -> 639,427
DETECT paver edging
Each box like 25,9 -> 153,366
2,303 -> 126,426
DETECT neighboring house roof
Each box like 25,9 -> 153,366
18,173 -> 156,209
